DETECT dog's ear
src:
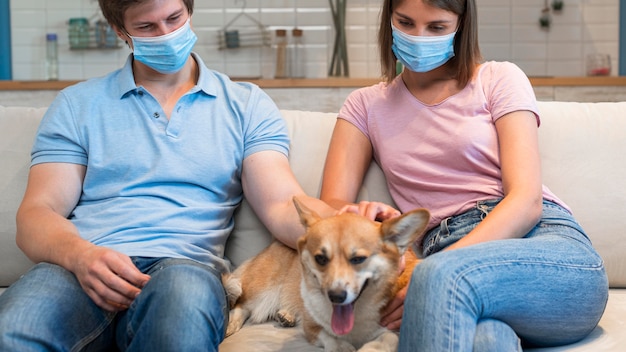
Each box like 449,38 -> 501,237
296,235 -> 307,254
381,209 -> 430,254
293,196 -> 322,229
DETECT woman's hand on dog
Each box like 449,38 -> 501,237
381,284 -> 407,331
337,201 -> 401,221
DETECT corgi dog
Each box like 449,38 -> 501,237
222,197 -> 429,352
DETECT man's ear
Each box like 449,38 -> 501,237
111,25 -> 132,48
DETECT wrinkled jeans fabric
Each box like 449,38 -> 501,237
399,199 -> 608,352
0,257 -> 228,352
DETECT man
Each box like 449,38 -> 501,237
0,0 -> 333,350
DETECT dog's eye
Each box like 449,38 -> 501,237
350,256 -> 367,265
315,254 -> 329,266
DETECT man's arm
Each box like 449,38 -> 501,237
16,163 -> 150,311
241,150 -> 335,249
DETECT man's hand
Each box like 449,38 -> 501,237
71,245 -> 151,312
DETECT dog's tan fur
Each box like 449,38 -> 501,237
223,197 -> 429,352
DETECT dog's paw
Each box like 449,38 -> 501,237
225,307 -> 247,337
319,337 -> 356,352
221,274 -> 243,308
330,341 -> 357,352
276,309 -> 297,327
357,331 -> 398,352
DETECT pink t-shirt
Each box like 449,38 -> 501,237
339,61 -> 567,230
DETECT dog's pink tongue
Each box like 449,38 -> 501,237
331,304 -> 355,335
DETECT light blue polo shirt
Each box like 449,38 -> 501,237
31,53 -> 289,271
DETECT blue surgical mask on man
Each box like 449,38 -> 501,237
127,18 -> 197,74
391,23 -> 456,73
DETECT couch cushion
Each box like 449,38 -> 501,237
0,106 -> 46,286
537,102 -> 626,288
219,290 -> 626,351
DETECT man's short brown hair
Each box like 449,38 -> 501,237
98,0 -> 194,31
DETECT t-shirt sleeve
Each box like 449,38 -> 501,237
31,91 -> 88,166
242,86 -> 290,158
482,61 -> 540,126
338,86 -> 371,139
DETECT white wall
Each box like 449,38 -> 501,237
9,0 -> 620,80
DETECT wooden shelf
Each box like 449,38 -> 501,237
1,77 -> 625,91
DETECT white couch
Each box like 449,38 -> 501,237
1,102 -> 625,351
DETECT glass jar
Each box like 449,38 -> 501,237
69,17 -> 91,49
96,20 -> 119,48
274,29 -> 288,79
290,28 -> 305,78
45,33 -> 58,80
586,54 -> 611,76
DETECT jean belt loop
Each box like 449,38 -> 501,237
440,216 -> 451,234
476,201 -> 490,220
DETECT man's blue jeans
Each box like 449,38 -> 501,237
399,199 -> 609,351
0,257 -> 229,351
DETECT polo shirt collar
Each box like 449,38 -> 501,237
116,53 -> 219,99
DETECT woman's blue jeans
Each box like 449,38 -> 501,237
0,257 -> 229,351
399,199 -> 608,352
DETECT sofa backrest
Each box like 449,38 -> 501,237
535,101 -> 626,287
229,105 -> 626,288
1,103 -> 626,289
0,106 -> 46,287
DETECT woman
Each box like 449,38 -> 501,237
0,0 -> 335,350
320,0 -> 608,350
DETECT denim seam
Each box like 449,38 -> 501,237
537,223 -> 593,247
71,312 -> 117,352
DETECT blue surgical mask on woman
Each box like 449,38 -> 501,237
391,23 -> 456,73
127,18 -> 197,74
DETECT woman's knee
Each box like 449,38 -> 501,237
474,319 -> 521,352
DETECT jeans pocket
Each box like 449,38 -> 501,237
423,218 -> 451,257
422,203 -> 489,257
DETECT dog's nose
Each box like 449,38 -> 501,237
328,289 -> 347,304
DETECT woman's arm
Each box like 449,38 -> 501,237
446,110 -> 544,251
321,119 -> 372,208
321,119 -> 399,220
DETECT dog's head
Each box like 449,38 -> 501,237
293,197 -> 429,336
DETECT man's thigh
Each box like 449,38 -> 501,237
116,258 -> 229,351
0,262 -> 116,351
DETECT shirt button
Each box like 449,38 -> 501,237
153,112 -> 160,119
138,91 -> 144,96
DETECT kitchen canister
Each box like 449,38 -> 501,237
69,17 -> 91,49
96,20 -> 119,48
